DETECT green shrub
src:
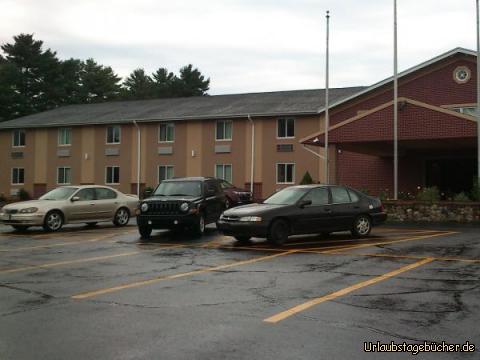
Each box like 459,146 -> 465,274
471,177 -> 480,201
416,186 -> 440,202
453,192 -> 471,202
398,191 -> 415,200
17,188 -> 31,201
299,171 -> 314,185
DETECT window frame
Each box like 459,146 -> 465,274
105,166 -> 120,185
106,125 -> 121,145
158,165 -> 175,183
276,163 -> 295,184
330,186 -> 352,204
158,123 -> 175,143
12,129 -> 26,148
11,168 -> 25,185
58,127 -> 72,146
215,164 -> 233,183
276,118 -> 295,139
215,120 -> 233,141
57,167 -> 72,185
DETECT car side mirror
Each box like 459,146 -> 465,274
71,196 -> 80,202
298,199 -> 312,208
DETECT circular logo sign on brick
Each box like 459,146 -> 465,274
453,66 -> 471,84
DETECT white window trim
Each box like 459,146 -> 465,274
158,165 -> 175,183
106,126 -> 121,145
11,168 -> 25,185
12,130 -> 26,148
215,164 -> 233,182
58,128 -> 72,147
276,118 -> 296,139
105,166 -> 120,185
158,123 -> 175,143
57,167 -> 71,185
276,163 -> 295,184
215,120 -> 233,142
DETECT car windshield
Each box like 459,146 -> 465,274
39,187 -> 78,200
154,181 -> 202,197
263,187 -> 308,205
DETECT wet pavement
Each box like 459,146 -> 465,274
0,222 -> 479,359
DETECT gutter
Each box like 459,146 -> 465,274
247,115 -> 255,196
133,120 -> 141,198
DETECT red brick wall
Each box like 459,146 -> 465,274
330,55 -> 476,126
332,53 -> 476,196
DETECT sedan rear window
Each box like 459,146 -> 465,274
331,186 -> 351,204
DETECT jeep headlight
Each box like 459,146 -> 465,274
19,207 -> 38,214
239,216 -> 262,222
180,202 -> 189,212
140,202 -> 149,212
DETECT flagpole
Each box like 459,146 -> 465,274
393,0 -> 399,200
476,0 -> 480,185
325,10 -> 330,184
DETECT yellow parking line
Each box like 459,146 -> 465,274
264,257 -> 434,324
319,231 -> 455,254
72,250 -> 299,300
333,251 -> 480,264
0,244 -> 186,275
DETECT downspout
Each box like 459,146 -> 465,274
133,120 -> 141,198
247,115 -> 255,197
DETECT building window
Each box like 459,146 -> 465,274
216,120 -> 232,141
11,168 -> 25,185
453,106 -> 477,116
106,166 -> 120,184
277,118 -> 295,138
159,123 -> 175,142
158,165 -> 175,182
215,164 -> 232,183
12,129 -> 26,147
58,128 -> 72,146
57,167 -> 71,185
106,125 -> 121,144
276,163 -> 295,184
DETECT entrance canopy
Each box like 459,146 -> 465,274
300,97 -> 477,156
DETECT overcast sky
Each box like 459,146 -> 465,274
0,0 -> 477,94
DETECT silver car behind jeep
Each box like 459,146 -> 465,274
0,185 -> 138,232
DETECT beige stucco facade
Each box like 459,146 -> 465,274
0,115 -> 333,199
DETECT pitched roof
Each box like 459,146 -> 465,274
0,87 -> 365,129
0,47 -> 474,130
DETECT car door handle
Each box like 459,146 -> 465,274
324,208 -> 332,212
89,203 -> 95,206
353,205 -> 360,209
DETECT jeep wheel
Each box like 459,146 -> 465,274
192,213 -> 206,237
139,225 -> 152,240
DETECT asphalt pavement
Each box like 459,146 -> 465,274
0,222 -> 479,359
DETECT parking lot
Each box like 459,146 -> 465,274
0,223 -> 479,359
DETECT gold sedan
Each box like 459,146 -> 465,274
0,186 -> 138,232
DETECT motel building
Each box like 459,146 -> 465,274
0,48 -> 478,200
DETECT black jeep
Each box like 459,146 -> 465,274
136,177 -> 226,239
